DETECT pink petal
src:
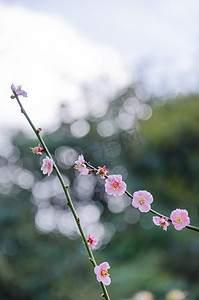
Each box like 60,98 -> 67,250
132,199 -> 139,208
153,216 -> 161,226
139,204 -> 151,212
100,262 -> 110,270
102,276 -> 111,286
11,84 -> 16,92
96,274 -> 102,282
94,266 -> 100,275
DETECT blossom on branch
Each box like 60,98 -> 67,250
170,208 -> 190,230
153,216 -> 170,231
96,165 -> 108,179
31,144 -> 44,155
132,190 -> 153,212
11,84 -> 27,97
74,154 -> 89,175
94,262 -> 111,286
87,234 -> 98,249
105,174 -> 126,196
41,156 -> 53,176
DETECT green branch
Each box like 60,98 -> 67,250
86,162 -> 199,233
12,90 -> 110,300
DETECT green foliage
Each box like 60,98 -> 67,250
1,90 -> 199,299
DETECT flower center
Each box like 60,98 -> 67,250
74,164 -> 83,170
113,182 -> 119,189
139,197 -> 145,205
160,220 -> 165,227
87,237 -> 93,244
101,270 -> 109,278
32,147 -> 38,153
176,217 -> 182,223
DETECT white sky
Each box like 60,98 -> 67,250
1,0 -> 199,130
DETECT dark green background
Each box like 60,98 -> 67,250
1,86 -> 199,299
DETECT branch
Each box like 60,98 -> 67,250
11,89 -> 111,300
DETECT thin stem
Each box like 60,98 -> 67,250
12,91 -> 110,300
86,162 -> 199,233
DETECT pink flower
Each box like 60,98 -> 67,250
41,156 -> 53,176
153,216 -> 170,231
31,144 -> 44,155
105,174 -> 126,196
11,84 -> 27,97
96,165 -> 108,179
94,262 -> 111,286
132,190 -> 153,212
170,209 -> 190,231
74,154 -> 89,175
87,234 -> 98,249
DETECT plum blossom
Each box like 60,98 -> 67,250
87,234 -> 98,249
170,209 -> 190,231
41,156 -> 53,176
11,84 -> 27,97
96,165 -> 108,179
74,154 -> 89,175
94,262 -> 111,286
132,190 -> 153,212
105,174 -> 126,196
31,144 -> 44,155
153,216 -> 170,231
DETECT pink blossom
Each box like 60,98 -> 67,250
41,156 -> 53,176
153,216 -> 170,231
105,174 -> 126,196
74,154 -> 89,175
96,165 -> 108,179
31,144 -> 44,155
132,190 -> 153,212
11,84 -> 27,97
170,209 -> 190,230
87,234 -> 98,249
94,262 -> 111,286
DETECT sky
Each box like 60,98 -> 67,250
1,0 -> 199,131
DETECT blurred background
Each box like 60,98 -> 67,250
1,1 -> 199,299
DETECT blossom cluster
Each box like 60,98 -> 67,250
74,154 -> 191,232
74,153 -> 191,285
86,234 -> 111,285
11,84 -> 53,177
30,142 -> 53,176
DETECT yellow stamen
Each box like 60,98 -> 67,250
139,197 -> 145,205
176,217 -> 182,223
113,182 -> 119,189
101,270 -> 109,278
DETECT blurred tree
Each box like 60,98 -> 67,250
1,87 -> 199,299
